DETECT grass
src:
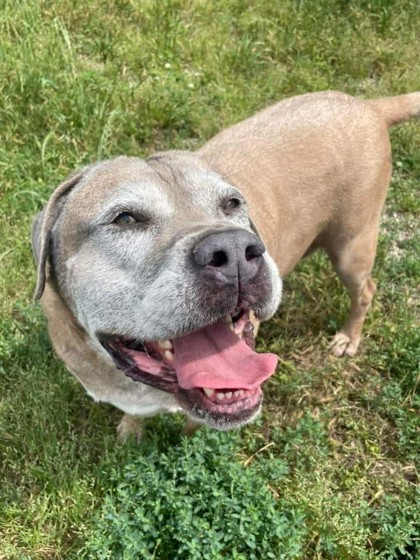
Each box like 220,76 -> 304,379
0,0 -> 419,558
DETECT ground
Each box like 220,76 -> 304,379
0,1 -> 419,558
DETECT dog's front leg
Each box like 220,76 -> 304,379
330,276 -> 377,357
328,226 -> 379,356
182,417 -> 202,436
117,414 -> 145,442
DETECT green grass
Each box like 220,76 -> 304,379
0,0 -> 419,558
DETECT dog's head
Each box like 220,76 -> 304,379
33,152 -> 282,429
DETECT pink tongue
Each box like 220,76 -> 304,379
172,319 -> 278,390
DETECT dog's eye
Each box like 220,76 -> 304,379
112,211 -> 152,229
222,197 -> 242,215
113,212 -> 137,226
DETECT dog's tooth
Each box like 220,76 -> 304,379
216,392 -> 226,400
158,340 -> 173,350
225,315 -> 235,331
225,391 -> 233,399
225,315 -> 235,332
225,315 -> 233,325
234,389 -> 244,398
203,388 -> 214,398
163,350 -> 174,362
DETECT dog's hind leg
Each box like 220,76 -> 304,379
327,224 -> 379,357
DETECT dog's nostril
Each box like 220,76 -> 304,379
209,250 -> 228,267
245,243 -> 265,261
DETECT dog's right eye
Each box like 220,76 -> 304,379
113,212 -> 137,226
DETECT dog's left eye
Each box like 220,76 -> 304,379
222,197 -> 242,215
113,212 -> 137,226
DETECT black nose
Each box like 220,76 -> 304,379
193,229 -> 265,285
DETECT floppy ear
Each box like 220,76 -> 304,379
32,172 -> 84,301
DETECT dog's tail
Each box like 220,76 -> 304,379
368,92 -> 420,128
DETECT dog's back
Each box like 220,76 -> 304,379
198,91 -> 419,275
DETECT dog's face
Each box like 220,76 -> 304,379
34,152 -> 281,429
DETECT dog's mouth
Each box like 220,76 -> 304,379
98,310 -> 278,429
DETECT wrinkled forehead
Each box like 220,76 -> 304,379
65,153 -> 238,220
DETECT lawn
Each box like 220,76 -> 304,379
0,1 -> 419,558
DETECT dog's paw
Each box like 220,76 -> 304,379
182,417 -> 202,436
329,332 -> 359,357
117,414 -> 144,443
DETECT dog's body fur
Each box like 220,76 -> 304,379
33,90 -> 420,436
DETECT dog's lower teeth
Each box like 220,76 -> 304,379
204,389 -> 244,401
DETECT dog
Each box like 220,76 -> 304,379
32,90 -> 419,438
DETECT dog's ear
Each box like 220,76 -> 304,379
32,171 -> 85,301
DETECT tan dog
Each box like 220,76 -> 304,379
33,91 -> 419,438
